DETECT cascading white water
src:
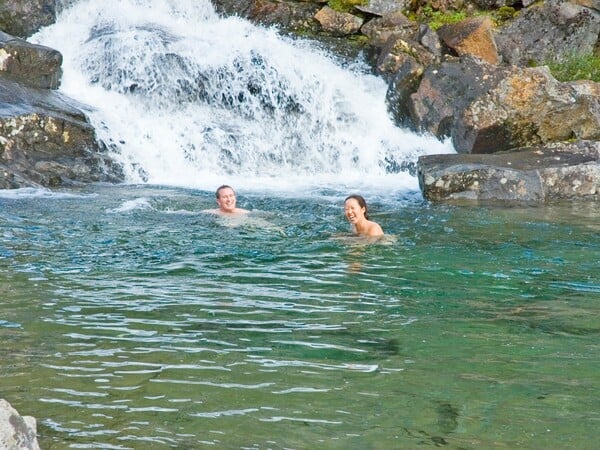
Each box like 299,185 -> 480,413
33,0 -> 454,193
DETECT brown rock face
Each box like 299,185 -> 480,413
437,16 -> 500,65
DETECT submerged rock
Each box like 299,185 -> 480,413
417,141 -> 600,202
0,398 -> 40,450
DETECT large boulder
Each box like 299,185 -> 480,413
495,0 -> 600,66
456,65 -> 600,153
0,399 -> 40,450
0,0 -> 55,38
0,75 -> 123,188
406,56 -> 509,139
417,140 -> 600,202
0,30 -> 62,89
404,57 -> 600,153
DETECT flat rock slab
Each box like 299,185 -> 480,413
417,141 -> 600,202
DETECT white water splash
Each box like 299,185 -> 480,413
106,197 -> 153,213
33,0 -> 454,194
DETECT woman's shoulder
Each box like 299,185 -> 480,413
366,220 -> 384,237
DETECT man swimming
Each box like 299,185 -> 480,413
204,185 -> 249,215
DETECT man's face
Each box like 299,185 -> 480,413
216,187 -> 237,212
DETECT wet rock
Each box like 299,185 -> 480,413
0,75 -> 124,189
0,398 -> 40,450
0,0 -> 55,38
437,16 -> 500,65
417,141 -> 600,202
0,30 -> 62,89
436,402 -> 459,434
385,56 -> 425,126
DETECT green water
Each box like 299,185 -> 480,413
1,185 -> 599,449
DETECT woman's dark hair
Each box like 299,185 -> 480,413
345,194 -> 369,220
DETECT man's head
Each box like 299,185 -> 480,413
215,185 -> 237,213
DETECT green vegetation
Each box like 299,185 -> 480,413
409,6 -> 467,30
327,0 -> 368,14
489,6 -> 517,26
405,5 -> 517,30
547,54 -> 600,82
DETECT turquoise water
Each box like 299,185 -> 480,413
1,185 -> 599,449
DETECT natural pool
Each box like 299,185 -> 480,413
1,185 -> 598,449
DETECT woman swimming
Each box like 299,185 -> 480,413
344,195 -> 384,237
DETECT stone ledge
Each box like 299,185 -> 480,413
417,141 -> 600,202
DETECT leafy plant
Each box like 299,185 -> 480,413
547,54 -> 600,82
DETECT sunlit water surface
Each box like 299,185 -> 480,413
1,185 -> 599,449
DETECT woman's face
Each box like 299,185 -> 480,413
344,198 -> 365,224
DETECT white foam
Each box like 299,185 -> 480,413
107,197 -> 153,213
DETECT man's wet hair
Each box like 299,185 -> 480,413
216,185 -> 234,199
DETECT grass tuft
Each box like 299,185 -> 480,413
546,54 -> 600,82
327,0 -> 368,14
416,6 -> 467,31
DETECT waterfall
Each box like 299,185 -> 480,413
32,0 -> 454,193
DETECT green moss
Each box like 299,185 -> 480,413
489,6 -> 517,26
327,0 -> 368,14
405,5 -> 518,30
416,6 -> 467,31
547,54 -> 600,82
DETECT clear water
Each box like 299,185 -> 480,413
12,0 -> 600,448
1,186 -> 599,449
